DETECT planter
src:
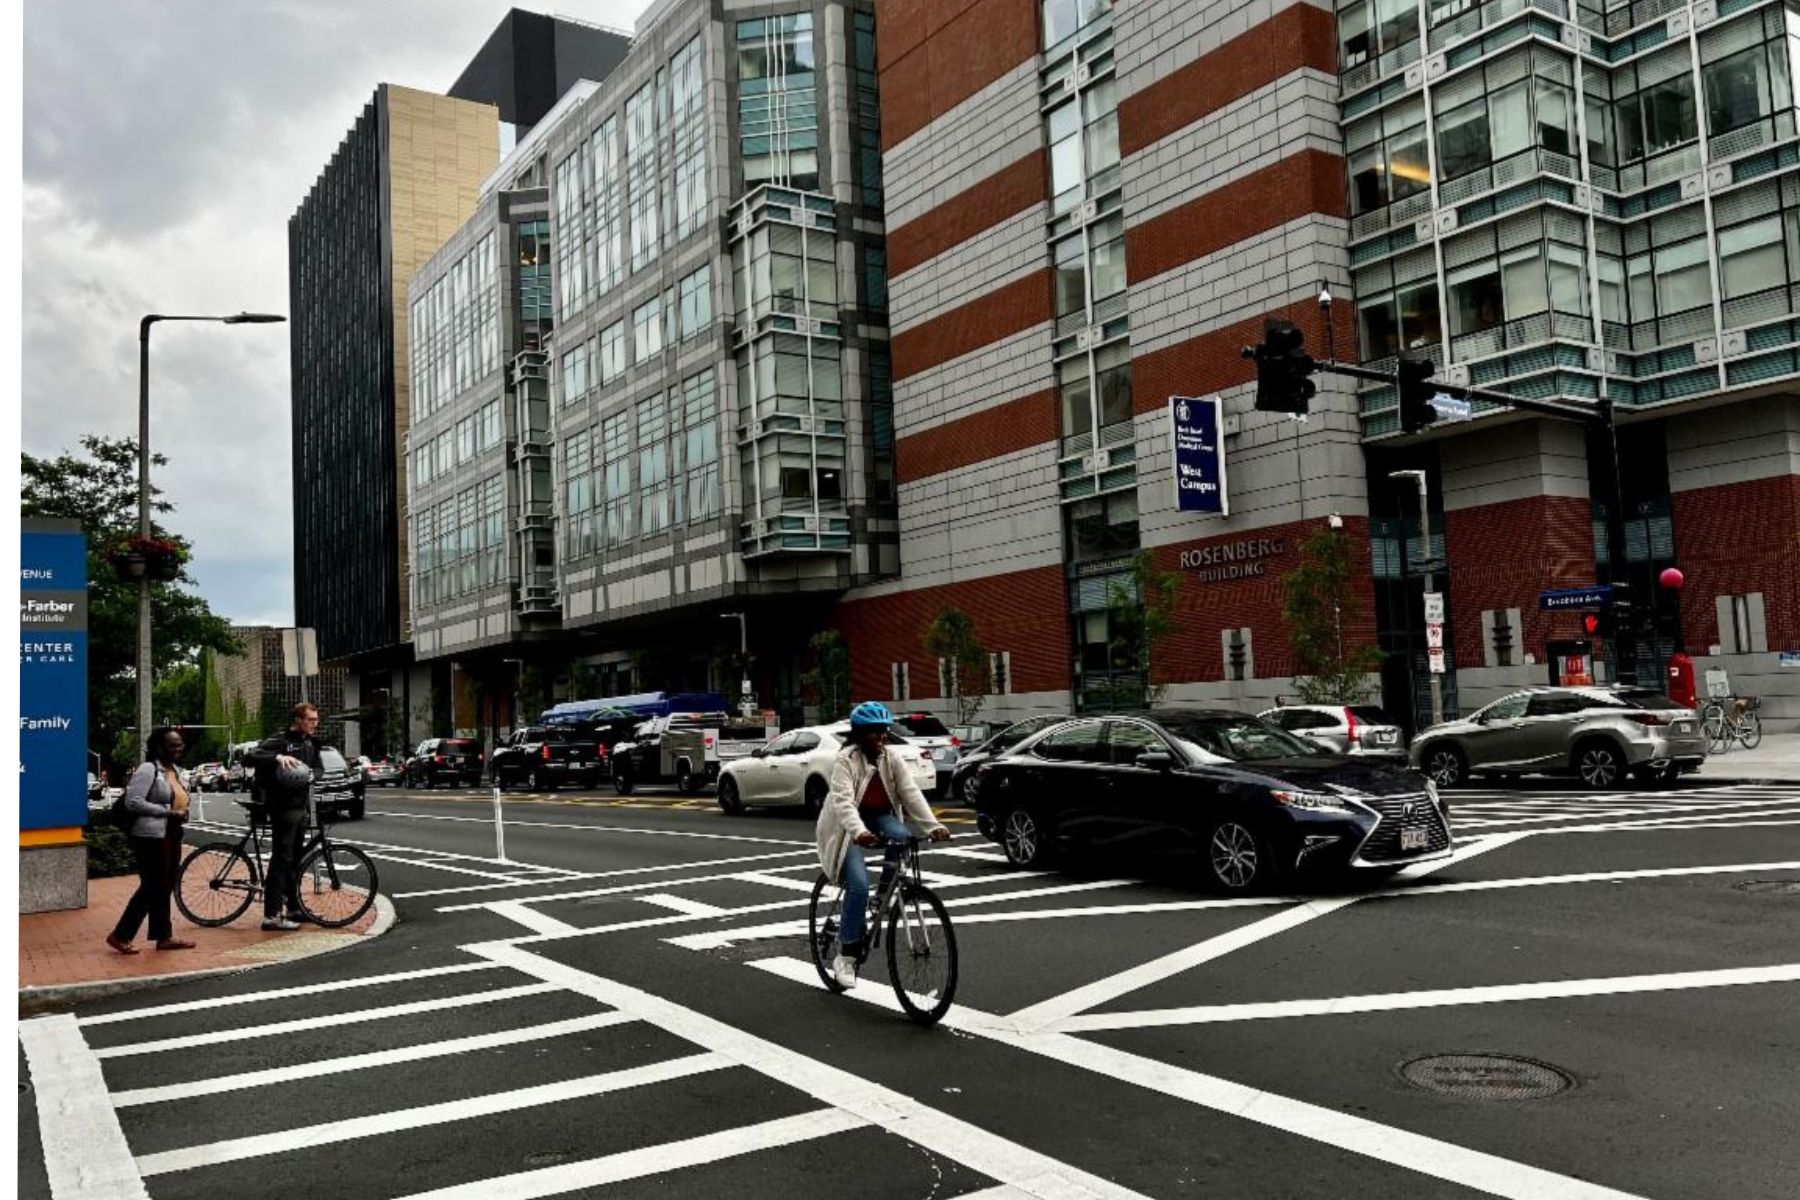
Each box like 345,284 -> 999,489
146,555 -> 182,582
109,553 -> 148,582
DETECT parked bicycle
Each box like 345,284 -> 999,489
807,837 -> 958,1025
1701,694 -> 1762,754
175,798 -> 379,929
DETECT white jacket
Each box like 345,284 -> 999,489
815,742 -> 944,884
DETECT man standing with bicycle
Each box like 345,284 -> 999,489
816,702 -> 949,989
244,701 -> 325,931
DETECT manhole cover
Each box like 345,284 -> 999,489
523,1151 -> 569,1167
1734,880 -> 1800,895
1398,1054 -> 1573,1100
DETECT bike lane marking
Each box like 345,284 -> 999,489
18,1014 -> 150,1200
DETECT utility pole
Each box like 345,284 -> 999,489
1390,469 -> 1444,727
720,612 -> 752,717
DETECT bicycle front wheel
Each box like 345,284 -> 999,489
295,843 -> 378,928
886,884 -> 958,1025
175,841 -> 258,927
1703,711 -> 1730,754
1740,712 -> 1763,749
808,874 -> 848,993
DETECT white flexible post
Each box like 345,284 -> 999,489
491,784 -> 508,864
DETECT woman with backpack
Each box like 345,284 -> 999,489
105,726 -> 196,953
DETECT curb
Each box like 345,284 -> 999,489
18,892 -> 399,1016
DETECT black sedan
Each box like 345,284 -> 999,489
971,709 -> 1451,892
947,713 -> 1072,803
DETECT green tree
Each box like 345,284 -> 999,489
923,606 -> 989,725
801,631 -> 851,721
1280,526 -> 1385,703
1102,551 -> 1183,708
23,436 -> 239,770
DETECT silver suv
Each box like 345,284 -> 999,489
1258,704 -> 1407,759
1411,686 -> 1706,790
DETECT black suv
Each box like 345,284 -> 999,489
405,737 -> 485,788
313,747 -> 367,821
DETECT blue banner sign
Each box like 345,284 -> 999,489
1170,395 -> 1227,516
22,519 -> 89,832
1539,584 -> 1614,611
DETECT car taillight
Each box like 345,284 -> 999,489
540,744 -> 552,761
705,735 -> 715,748
433,753 -> 444,764
1344,708 -> 1359,746
1626,712 -> 1669,727
948,735 -> 960,749
597,743 -> 607,758
920,749 -> 933,762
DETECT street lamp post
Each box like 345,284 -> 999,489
136,312 -> 285,755
720,612 -> 752,716
1390,469 -> 1444,727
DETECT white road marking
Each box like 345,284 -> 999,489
730,871 -> 821,893
637,894 -> 731,917
111,1013 -> 637,1106
472,944 -> 1156,1200
434,863 -> 820,912
94,983 -> 560,1058
1527,805 -> 1800,836
1453,797 -> 1800,830
391,1109 -> 867,1199
396,847 -> 815,899
134,1052 -> 732,1177
18,1015 -> 150,1199
1056,963 -> 1800,1031
488,900 -> 580,936
372,807 -> 811,846
365,853 -> 541,882
78,962 -> 504,1025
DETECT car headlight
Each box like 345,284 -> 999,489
1271,789 -> 1355,812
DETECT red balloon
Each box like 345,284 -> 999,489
1659,567 -> 1684,590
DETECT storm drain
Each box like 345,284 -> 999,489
1398,1053 -> 1573,1101
1733,880 -> 1800,895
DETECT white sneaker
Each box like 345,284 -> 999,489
830,954 -> 859,989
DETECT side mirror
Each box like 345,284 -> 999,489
751,747 -> 766,759
1135,751 -> 1175,771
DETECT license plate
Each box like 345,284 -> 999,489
1370,731 -> 1395,744
1674,721 -> 1693,733
1400,828 -> 1429,851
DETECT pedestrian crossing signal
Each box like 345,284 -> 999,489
1582,611 -> 1615,638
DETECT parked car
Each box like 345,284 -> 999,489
1258,705 -> 1407,759
191,762 -> 228,792
611,714 -> 769,795
971,709 -> 1450,892
950,723 -> 995,749
893,712 -> 957,794
1411,686 -> 1706,789
716,724 -> 937,817
490,725 -> 609,791
312,746 -> 367,821
404,737 -> 485,788
948,714 -> 1073,803
363,757 -> 404,787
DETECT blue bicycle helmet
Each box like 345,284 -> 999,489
848,701 -> 894,728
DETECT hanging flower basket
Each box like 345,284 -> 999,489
109,552 -> 148,582
110,536 -> 185,583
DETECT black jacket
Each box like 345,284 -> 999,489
244,729 -> 325,808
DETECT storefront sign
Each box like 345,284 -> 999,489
21,519 -> 88,832
1169,395 -> 1227,516
1427,647 -> 1446,674
1539,584 -> 1614,611
1176,537 -> 1287,584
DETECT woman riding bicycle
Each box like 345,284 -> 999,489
816,701 -> 949,989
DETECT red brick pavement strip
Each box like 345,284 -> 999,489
20,874 -> 387,1002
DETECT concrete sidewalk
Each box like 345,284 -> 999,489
19,873 -> 391,1011
1688,732 -> 1800,782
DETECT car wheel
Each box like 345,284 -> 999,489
803,776 -> 828,818
1575,740 -> 1626,790
718,776 -> 744,816
1422,745 -> 1468,789
1001,807 -> 1049,869
1204,818 -> 1272,893
677,767 -> 700,795
613,770 -> 635,797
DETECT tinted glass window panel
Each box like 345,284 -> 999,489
1107,721 -> 1167,764
1035,721 -> 1107,763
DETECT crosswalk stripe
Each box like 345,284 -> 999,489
392,1108 -> 867,1200
135,1052 -> 734,1177
94,983 -> 561,1058
637,894 -> 732,917
110,1013 -> 638,1107
78,962 -> 505,1025
18,1015 -> 149,1199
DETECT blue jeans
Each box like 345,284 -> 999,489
839,811 -> 909,949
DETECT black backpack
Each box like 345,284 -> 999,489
109,789 -> 133,831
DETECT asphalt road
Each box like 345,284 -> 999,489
19,778 -> 1800,1200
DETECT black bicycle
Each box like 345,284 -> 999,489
808,837 -> 959,1025
175,798 -> 379,929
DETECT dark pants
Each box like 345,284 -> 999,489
264,805 -> 309,919
112,829 -> 184,944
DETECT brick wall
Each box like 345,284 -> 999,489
891,269 -> 1054,380
1132,298 -> 1357,418
889,151 -> 1046,276
1442,494 -> 1598,668
878,0 -> 1040,150
1671,474 -> 1800,651
1125,149 -> 1346,284
896,388 -> 1058,483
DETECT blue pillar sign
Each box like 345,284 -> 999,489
1170,395 -> 1228,516
21,519 -> 89,832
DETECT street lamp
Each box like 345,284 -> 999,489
1390,469 -> 1444,727
719,612 -> 753,716
136,312 -> 285,758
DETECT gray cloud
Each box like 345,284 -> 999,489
23,0 -> 648,627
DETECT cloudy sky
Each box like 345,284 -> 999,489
22,0 -> 648,626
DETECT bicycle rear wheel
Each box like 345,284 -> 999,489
1740,712 -> 1763,749
886,884 -> 958,1025
1703,709 -> 1730,754
807,874 -> 848,993
175,842 -> 258,927
295,843 -> 378,928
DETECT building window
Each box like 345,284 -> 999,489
682,368 -> 721,520
1718,215 -> 1787,299
1718,592 -> 1768,654
852,11 -> 883,203
564,428 -> 595,558
414,444 -> 432,487
599,321 -> 626,385
1042,0 -> 1111,50
669,36 -> 709,240
479,475 -> 504,585
554,142 -> 590,318
1348,97 -> 1429,214
1045,73 -> 1118,215
891,661 -> 910,702
409,231 -> 498,422
477,400 -> 501,451
638,392 -> 672,534
633,298 -> 663,361
738,13 -> 818,190
591,117 -> 624,295
864,246 -> 888,312
627,83 -> 660,270
989,651 -> 1012,696
602,412 -> 633,544
560,341 -> 590,405
678,265 -> 712,339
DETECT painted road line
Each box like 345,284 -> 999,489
78,962 -> 505,1025
371,808 -> 811,846
1527,805 -> 1800,836
487,900 -> 580,936
1056,963 -> 1800,1032
111,1013 -> 637,1107
18,1015 -> 150,1199
134,1052 -> 732,1177
636,894 -> 732,917
433,859 -> 822,911
1454,798 -> 1798,830
730,871 -> 821,894
391,1109 -> 868,1200
365,853 -> 541,882
94,983 -> 561,1058
396,847 -> 815,899
471,944 -> 1155,1200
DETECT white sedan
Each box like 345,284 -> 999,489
716,723 -> 938,816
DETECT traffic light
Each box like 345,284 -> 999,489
1396,357 -> 1440,434
1243,319 -> 1316,414
1581,611 -> 1616,639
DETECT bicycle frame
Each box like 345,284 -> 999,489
861,838 -> 928,954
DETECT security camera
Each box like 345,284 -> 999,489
1317,286 -> 1333,308
1327,513 -> 1345,530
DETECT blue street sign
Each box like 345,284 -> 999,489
1170,395 -> 1228,516
1429,394 -> 1473,422
22,519 -> 89,832
1539,584 -> 1614,611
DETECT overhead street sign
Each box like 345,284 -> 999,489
1540,585 -> 1615,611
1429,394 -> 1473,422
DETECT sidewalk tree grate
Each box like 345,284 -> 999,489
1733,880 -> 1800,895
1398,1053 -> 1574,1101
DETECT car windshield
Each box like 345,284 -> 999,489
320,749 -> 348,773
1348,706 -> 1393,725
720,722 -> 767,739
1154,714 -> 1320,761
1615,688 -> 1682,711
897,715 -> 950,737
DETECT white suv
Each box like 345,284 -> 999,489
1258,704 -> 1408,759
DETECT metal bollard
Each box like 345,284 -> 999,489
491,785 -> 508,864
